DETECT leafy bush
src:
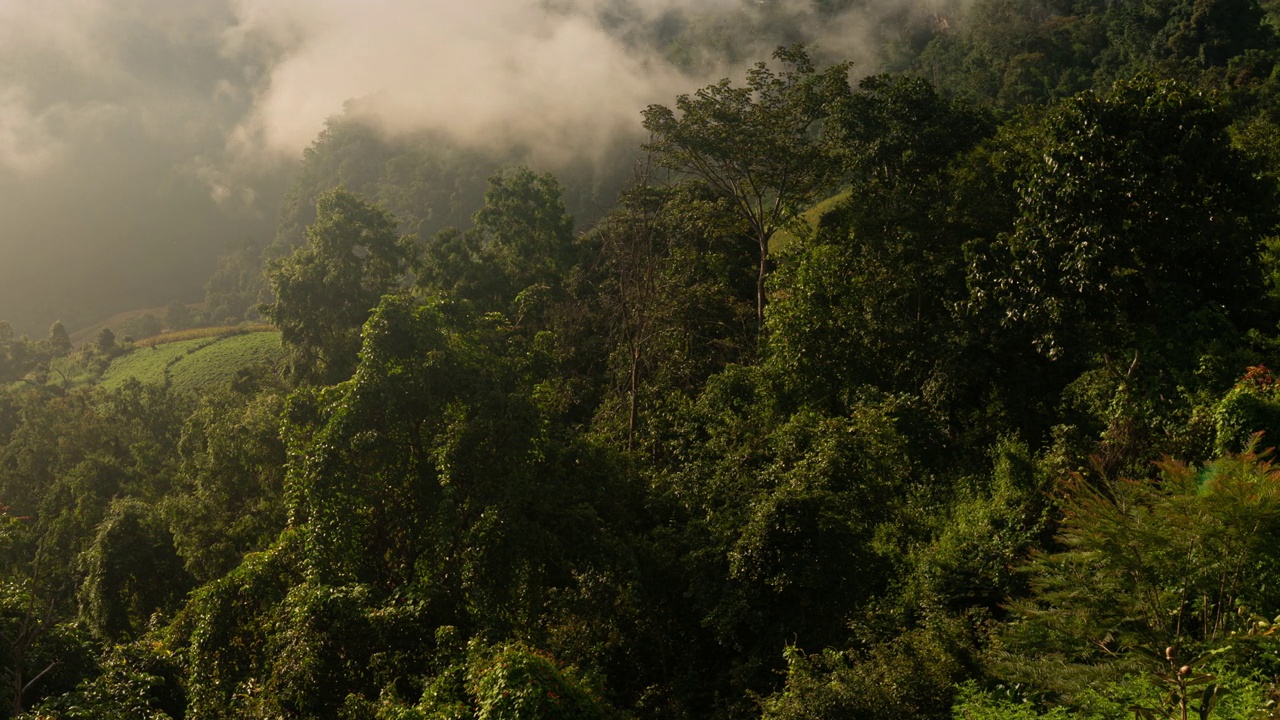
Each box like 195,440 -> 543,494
466,642 -> 620,720
762,619 -> 975,720
1214,366 -> 1280,454
950,681 -> 1075,720
23,639 -> 185,720
999,445 -> 1280,704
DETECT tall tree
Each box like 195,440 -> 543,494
767,75 -> 995,410
262,189 -> 416,384
967,77 -> 1277,364
593,168 -> 757,448
204,237 -> 267,324
44,323 -> 71,359
418,167 -> 576,318
642,45 -> 850,329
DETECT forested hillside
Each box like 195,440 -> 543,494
7,1 -> 1280,718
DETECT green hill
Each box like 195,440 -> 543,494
99,331 -> 283,393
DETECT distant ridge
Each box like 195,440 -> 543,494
67,302 -> 208,346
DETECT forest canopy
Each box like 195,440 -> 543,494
6,1 -> 1280,719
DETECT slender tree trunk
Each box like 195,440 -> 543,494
627,344 -> 640,451
9,598 -> 56,718
757,235 -> 769,330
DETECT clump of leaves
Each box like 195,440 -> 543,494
465,641 -> 621,720
998,443 -> 1280,710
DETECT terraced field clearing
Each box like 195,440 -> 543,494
768,189 -> 852,252
99,331 -> 282,393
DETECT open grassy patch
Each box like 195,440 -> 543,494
768,189 -> 851,253
98,338 -> 215,390
99,331 -> 283,393
168,332 -> 283,394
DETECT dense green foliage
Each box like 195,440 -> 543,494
12,8 -> 1280,719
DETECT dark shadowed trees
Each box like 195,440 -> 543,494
967,77 -> 1277,363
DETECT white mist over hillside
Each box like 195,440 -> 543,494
0,0 -> 957,332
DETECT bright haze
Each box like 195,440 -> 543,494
0,0 -> 947,335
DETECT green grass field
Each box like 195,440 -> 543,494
99,331 -> 283,393
768,189 -> 852,253
167,332 -> 283,394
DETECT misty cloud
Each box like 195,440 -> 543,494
0,0 -> 956,334
224,0 -> 700,166
221,0 -> 956,165
0,89 -> 66,175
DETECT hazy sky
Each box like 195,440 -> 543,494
0,0 -> 949,333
